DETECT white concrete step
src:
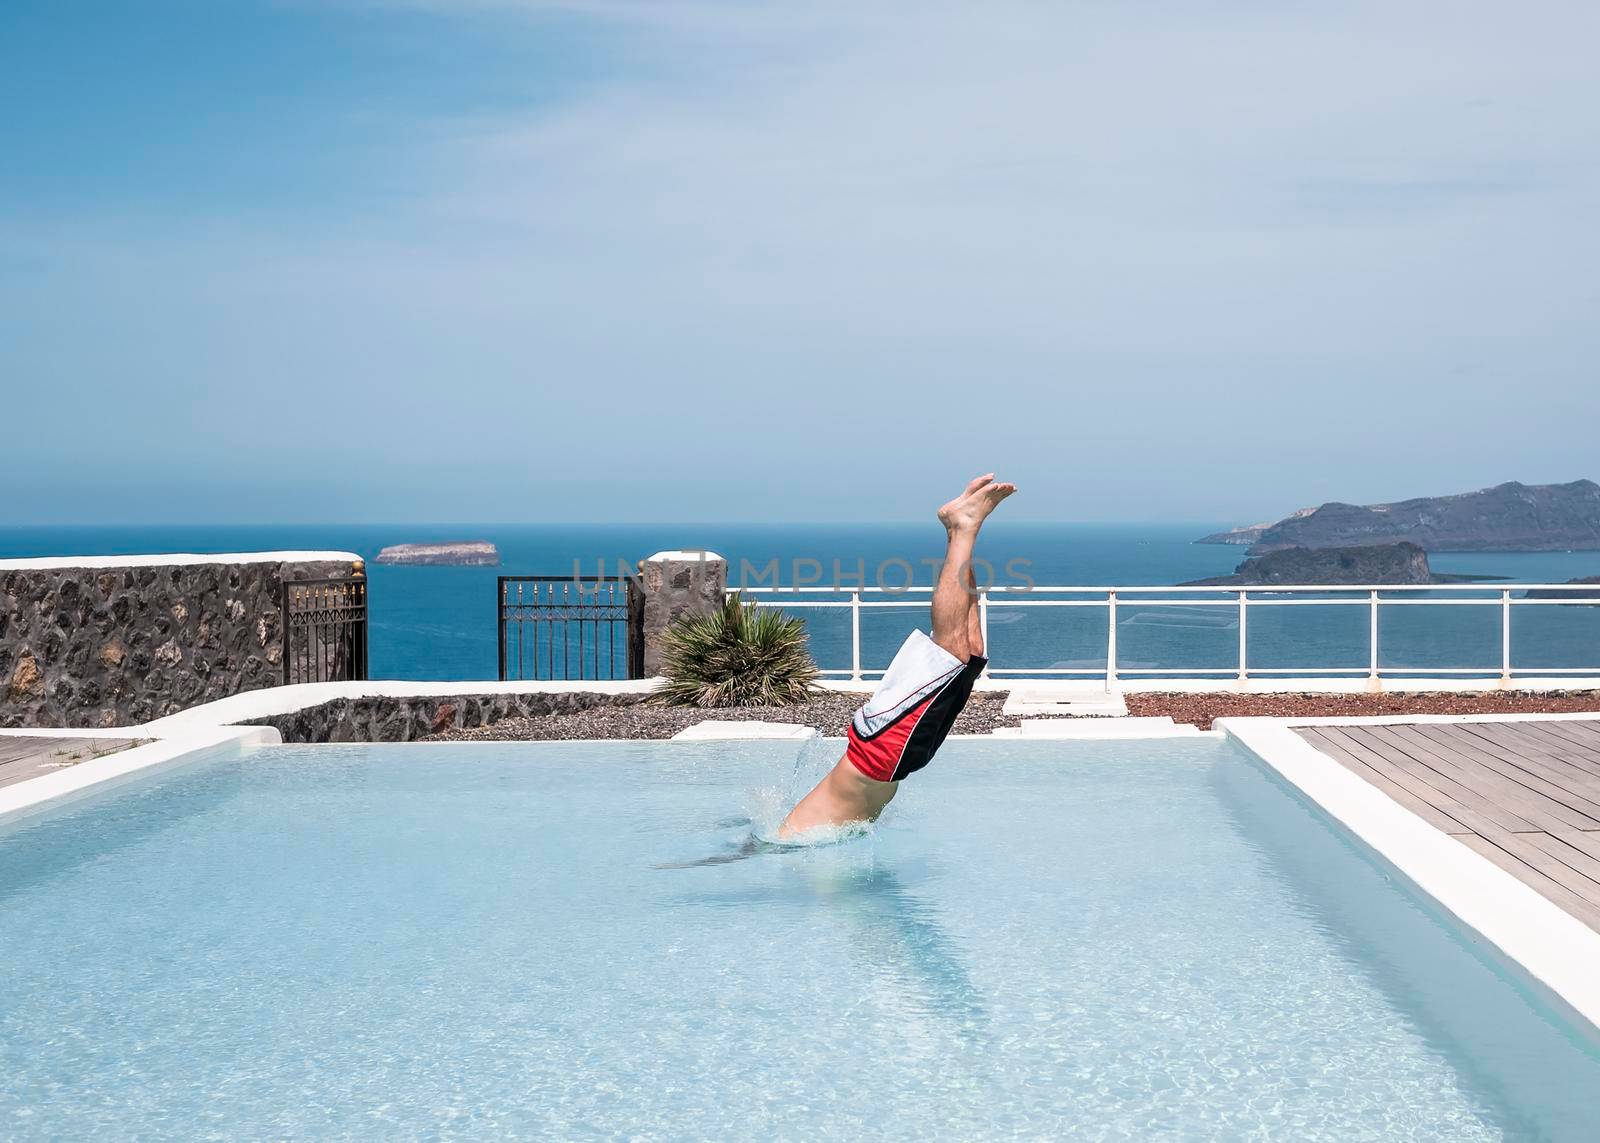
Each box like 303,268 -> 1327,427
1001,685 -> 1128,718
990,717 -> 1202,739
670,720 -> 819,741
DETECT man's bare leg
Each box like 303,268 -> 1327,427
929,473 -> 993,660
778,476 -> 1015,839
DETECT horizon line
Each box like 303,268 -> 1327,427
2,518 -> 1235,530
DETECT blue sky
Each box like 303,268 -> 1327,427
3,1 -> 1597,525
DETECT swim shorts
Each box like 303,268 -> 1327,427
844,630 -> 987,783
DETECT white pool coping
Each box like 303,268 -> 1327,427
670,721 -> 820,741
1219,715 -> 1600,1034
139,678 -> 659,735
827,677 -> 1600,695
125,677 -> 1600,738
0,550 -> 362,571
0,725 -> 279,828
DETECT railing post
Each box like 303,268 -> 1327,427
1106,591 -> 1118,692
850,591 -> 862,682
978,588 -> 990,678
1237,590 -> 1248,683
1368,589 -> 1381,688
1501,588 -> 1512,685
497,576 -> 508,681
280,581 -> 292,686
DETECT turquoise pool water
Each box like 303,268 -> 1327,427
2,738 -> 1598,1139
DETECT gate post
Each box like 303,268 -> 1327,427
639,550 -> 728,677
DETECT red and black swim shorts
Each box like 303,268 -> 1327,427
844,630 -> 986,784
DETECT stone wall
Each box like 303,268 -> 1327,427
1,555 -> 361,729
640,550 -> 728,675
247,689 -> 638,743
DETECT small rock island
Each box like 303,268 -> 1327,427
375,541 -> 500,567
1183,542 -> 1482,587
1525,575 -> 1600,601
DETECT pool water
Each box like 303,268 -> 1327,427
2,738 -> 1598,1139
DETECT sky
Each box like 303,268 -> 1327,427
2,0 -> 1597,525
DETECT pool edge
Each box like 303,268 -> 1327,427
1219,716 -> 1600,1036
0,727 -> 279,829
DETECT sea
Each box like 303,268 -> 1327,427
4,524 -> 1598,682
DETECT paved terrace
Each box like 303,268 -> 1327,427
0,737 -> 144,790
1298,720 -> 1600,932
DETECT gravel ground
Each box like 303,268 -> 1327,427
432,691 -> 1018,741
430,687 -> 1600,740
1125,690 -> 1600,731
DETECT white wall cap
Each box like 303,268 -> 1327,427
137,677 -> 664,734
0,551 -> 362,571
644,550 -> 726,563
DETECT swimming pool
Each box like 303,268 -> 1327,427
2,737 -> 1598,1138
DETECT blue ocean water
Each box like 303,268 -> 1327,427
2,737 -> 1598,1138
3,523 -> 1598,680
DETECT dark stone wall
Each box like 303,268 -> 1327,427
641,552 -> 728,675
247,690 -> 637,743
1,559 -> 357,729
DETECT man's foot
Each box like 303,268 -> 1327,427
937,474 -> 1016,535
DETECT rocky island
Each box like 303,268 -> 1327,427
1196,508 -> 1316,547
1199,479 -> 1600,553
1525,576 -> 1600,601
1183,542 -> 1491,587
375,541 -> 500,567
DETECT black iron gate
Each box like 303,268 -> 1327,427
498,576 -> 644,680
282,576 -> 369,684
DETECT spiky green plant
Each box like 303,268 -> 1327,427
654,593 -> 821,707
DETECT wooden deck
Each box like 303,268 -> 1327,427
1297,720 -> 1600,932
0,736 -> 144,790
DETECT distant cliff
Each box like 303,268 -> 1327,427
1198,480 -> 1600,554
375,541 -> 500,567
1196,508 -> 1315,547
1184,542 -> 1439,586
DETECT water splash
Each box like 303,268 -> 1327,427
744,732 -> 847,842
655,736 -> 878,867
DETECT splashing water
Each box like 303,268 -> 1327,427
656,735 -> 882,867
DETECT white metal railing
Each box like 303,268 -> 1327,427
737,584 -> 1600,685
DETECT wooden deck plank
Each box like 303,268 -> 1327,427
0,740 -> 49,764
1523,720 -> 1600,756
1498,722 -> 1600,772
1403,724 -> 1600,812
1548,829 -> 1600,863
1456,835 -> 1600,932
1309,728 -> 1525,837
0,737 -> 140,790
1315,726 -> 1539,833
1363,725 -> 1600,832
1388,725 -> 1600,828
1473,827 -> 1600,906
1409,723 -> 1600,807
1461,723 -> 1600,779
1423,724 -> 1600,803
1294,729 -> 1477,835
1297,719 -> 1600,934
1521,832 -> 1600,887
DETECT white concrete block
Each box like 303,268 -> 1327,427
1002,686 -> 1129,717
669,720 -> 819,741
1006,717 -> 1203,739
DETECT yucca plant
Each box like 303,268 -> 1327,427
654,593 -> 821,707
